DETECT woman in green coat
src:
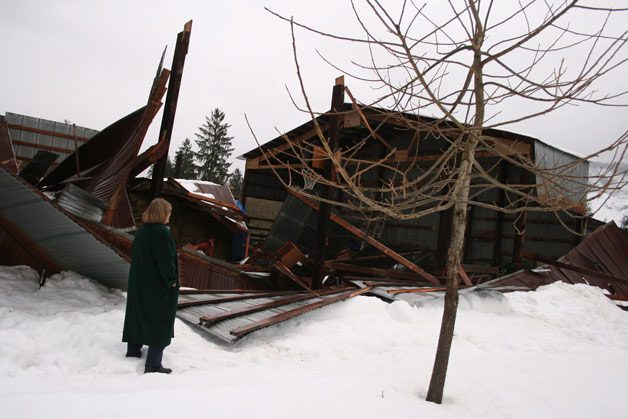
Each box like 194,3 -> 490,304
122,198 -> 179,374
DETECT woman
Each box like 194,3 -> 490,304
122,198 -> 179,374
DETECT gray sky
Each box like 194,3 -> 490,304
1,0 -> 627,173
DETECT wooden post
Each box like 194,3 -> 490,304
151,20 -> 192,198
512,165 -> 530,268
492,161 -> 508,267
311,76 -> 345,290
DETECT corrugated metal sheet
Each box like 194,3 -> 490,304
5,112 -> 98,167
0,166 -> 129,289
178,247 -> 268,290
176,288 -> 363,343
56,184 -> 106,223
534,140 -> 589,206
39,107 -> 145,188
263,193 -> 320,253
487,222 -> 628,295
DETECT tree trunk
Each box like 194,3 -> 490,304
426,7 -> 485,402
425,139 -> 476,404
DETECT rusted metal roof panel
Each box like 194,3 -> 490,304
0,166 -> 129,289
178,247 -> 268,290
177,287 -> 368,343
488,222 -> 628,294
39,107 -> 145,188
5,112 -> 98,168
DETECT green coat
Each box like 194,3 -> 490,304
122,223 -> 179,347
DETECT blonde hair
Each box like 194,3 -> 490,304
142,198 -> 172,224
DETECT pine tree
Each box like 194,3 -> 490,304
174,138 -> 196,179
194,108 -> 234,184
229,168 -> 243,199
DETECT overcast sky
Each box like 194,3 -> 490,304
1,0 -> 627,173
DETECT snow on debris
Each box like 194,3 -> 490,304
1,265 -> 628,419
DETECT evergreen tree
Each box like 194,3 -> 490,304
174,138 -> 196,179
194,108 -> 234,184
229,168 -> 243,199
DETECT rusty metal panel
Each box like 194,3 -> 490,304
5,112 -> 98,169
178,247 -> 266,290
0,166 -> 130,289
0,225 -> 45,271
489,222 -> 628,294
39,107 -> 146,188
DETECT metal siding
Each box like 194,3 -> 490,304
0,167 -> 129,290
534,140 -> 589,205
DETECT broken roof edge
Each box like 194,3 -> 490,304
0,166 -> 130,290
240,103 -> 552,160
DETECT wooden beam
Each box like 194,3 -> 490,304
458,266 -> 473,287
272,261 -> 320,297
229,287 -> 372,338
387,287 -> 447,295
325,260 -> 427,281
288,189 -> 440,284
151,20 -> 192,197
312,76 -> 345,290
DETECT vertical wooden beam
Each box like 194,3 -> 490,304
492,161 -> 508,267
151,20 -> 193,198
512,166 -> 531,268
312,76 -> 345,290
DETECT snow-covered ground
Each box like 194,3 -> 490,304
1,265 -> 627,419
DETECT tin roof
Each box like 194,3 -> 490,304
0,166 -> 130,289
485,222 -> 628,295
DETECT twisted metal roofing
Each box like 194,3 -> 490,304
0,167 -> 130,290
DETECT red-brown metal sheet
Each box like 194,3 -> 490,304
491,222 -> 628,294
39,108 -> 146,188
178,247 -> 266,291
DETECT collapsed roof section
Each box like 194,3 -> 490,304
485,221 -> 628,295
4,112 -> 99,170
0,166 -> 130,289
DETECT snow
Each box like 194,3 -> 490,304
1,265 -> 628,418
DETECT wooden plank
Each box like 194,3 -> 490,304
461,264 -> 499,275
458,266 -> 473,287
272,261 -> 320,297
326,260 -> 426,281
327,250 -> 425,264
288,189 -> 440,285
229,287 -> 373,338
151,20 -> 193,197
312,76 -> 345,290
200,287 -> 354,325
387,287 -> 447,295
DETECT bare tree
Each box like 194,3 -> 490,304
253,0 -> 628,404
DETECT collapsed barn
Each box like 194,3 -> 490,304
1,23 -> 626,344
241,104 -> 601,277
